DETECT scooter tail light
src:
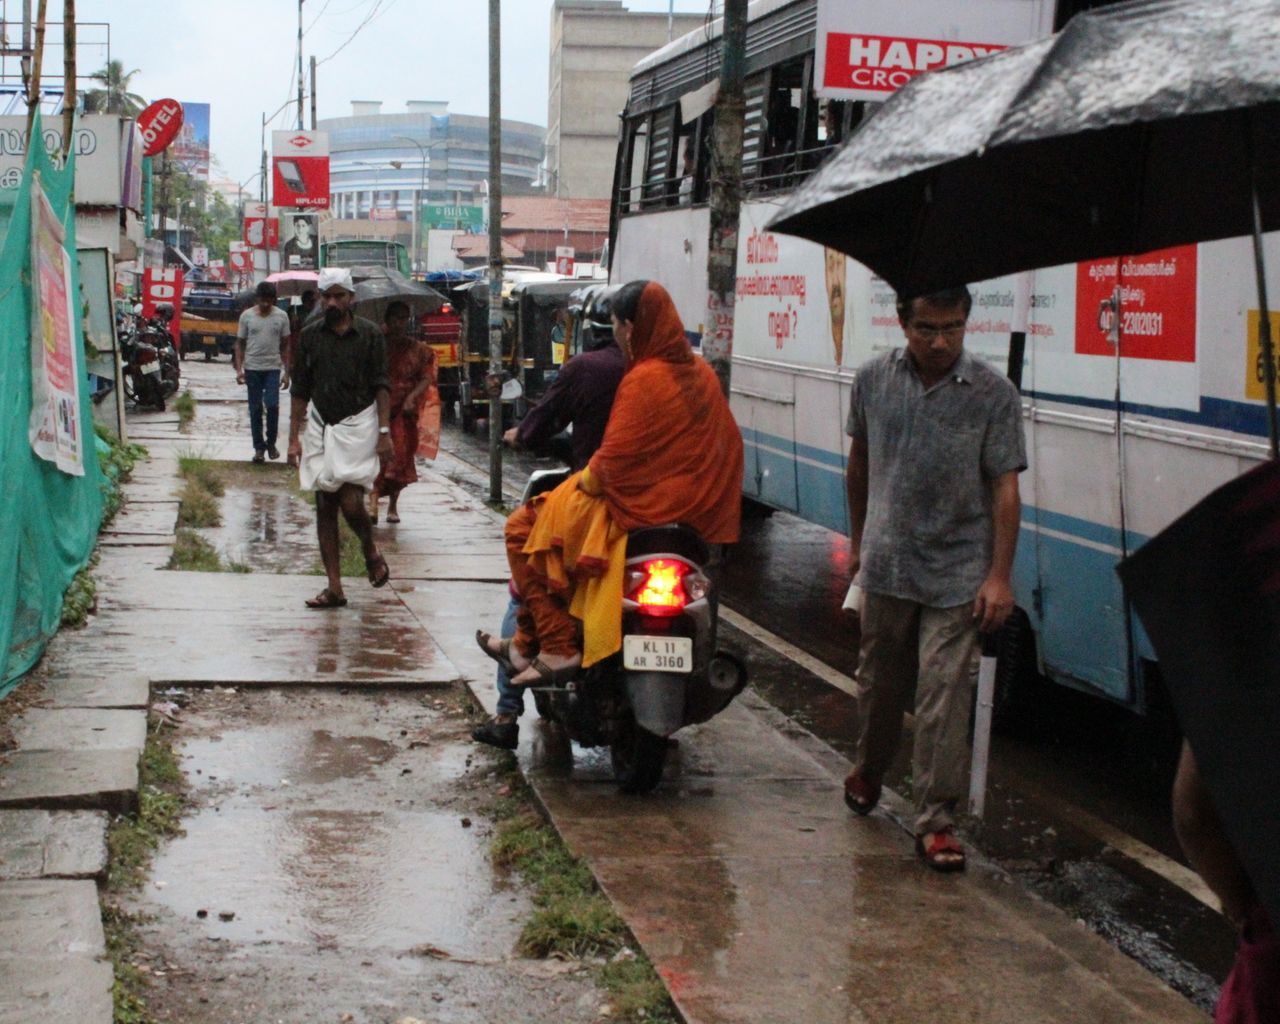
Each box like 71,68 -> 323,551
628,558 -> 689,617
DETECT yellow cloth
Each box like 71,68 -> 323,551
523,471 -> 628,667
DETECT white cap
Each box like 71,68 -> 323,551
317,267 -> 355,295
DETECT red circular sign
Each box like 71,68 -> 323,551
138,99 -> 184,157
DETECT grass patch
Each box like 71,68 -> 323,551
174,390 -> 196,431
175,457 -> 226,529
488,769 -> 678,1023
167,530 -> 252,574
60,555 -> 99,627
103,719 -> 187,1023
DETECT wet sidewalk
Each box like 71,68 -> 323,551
0,360 -> 1207,1022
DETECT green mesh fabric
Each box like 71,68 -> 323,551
0,114 -> 107,691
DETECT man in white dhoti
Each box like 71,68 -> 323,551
286,268 -> 393,608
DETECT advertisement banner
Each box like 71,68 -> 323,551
422,203 -> 482,230
815,0 -> 1054,101
0,115 -> 124,205
28,176 -> 84,475
142,266 -> 185,349
272,130 -> 330,209
555,245 -> 575,277
242,201 -> 280,250
281,212 -> 319,269
1075,245 -> 1198,363
172,102 -> 210,179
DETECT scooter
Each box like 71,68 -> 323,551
119,308 -> 167,411
520,466 -> 748,793
146,304 -> 182,400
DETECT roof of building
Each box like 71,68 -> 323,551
498,196 -> 611,233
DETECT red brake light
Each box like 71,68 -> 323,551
630,558 -> 688,616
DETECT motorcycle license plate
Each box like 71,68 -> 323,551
139,360 -> 159,375
622,635 -> 693,673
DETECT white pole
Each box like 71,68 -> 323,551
968,634 -> 999,818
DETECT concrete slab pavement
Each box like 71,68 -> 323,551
0,811 -> 109,880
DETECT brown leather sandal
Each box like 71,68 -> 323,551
305,587 -> 348,609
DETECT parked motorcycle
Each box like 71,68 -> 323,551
119,306 -> 167,411
519,466 -> 748,793
146,304 -> 182,401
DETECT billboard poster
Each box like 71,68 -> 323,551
272,130 -> 330,209
242,201 -> 280,250
28,176 -> 84,475
281,212 -> 318,270
555,246 -> 575,277
0,115 -> 124,205
815,0 -> 1054,102
172,102 -> 210,180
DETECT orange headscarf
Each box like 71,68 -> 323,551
586,282 -> 743,543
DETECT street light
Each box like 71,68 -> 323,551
394,135 -> 445,275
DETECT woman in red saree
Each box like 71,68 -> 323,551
477,280 -> 744,684
370,301 -> 436,524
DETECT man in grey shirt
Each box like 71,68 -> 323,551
843,285 -> 1026,873
235,281 -> 292,462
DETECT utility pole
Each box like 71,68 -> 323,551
309,56 -> 317,130
701,0 -> 747,398
60,0 -> 73,168
487,0 -> 503,502
296,0 -> 305,130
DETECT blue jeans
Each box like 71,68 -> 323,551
495,597 -> 524,717
245,369 -> 281,453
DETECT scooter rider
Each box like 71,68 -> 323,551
472,287 -> 627,750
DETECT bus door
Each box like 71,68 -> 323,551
733,374 -> 799,513
1025,283 -> 1133,703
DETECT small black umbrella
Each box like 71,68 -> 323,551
350,268 -> 446,321
768,0 -> 1280,449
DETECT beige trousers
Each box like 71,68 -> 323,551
853,592 -> 979,835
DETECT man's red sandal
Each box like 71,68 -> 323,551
915,827 -> 966,873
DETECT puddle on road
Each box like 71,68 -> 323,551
130,688 -> 604,1023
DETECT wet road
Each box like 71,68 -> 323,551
441,421 -> 1235,1011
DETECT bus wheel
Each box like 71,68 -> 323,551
993,607 -> 1040,733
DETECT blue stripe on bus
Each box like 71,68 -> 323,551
1026,389 -> 1269,438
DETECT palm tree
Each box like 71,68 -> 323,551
83,61 -> 145,116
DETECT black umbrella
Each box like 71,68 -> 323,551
351,269 -> 446,320
768,0 -> 1280,450
1117,460 -> 1280,930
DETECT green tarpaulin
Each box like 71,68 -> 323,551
0,113 -> 106,692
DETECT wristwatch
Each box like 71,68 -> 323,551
378,426 -> 390,434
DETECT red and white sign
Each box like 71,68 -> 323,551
370,207 -> 399,221
272,129 -> 330,209
815,0 -> 1054,102
1075,245 -> 1198,363
137,98 -> 184,157
142,267 -> 185,349
555,245 -> 575,277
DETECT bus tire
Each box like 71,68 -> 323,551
993,607 -> 1039,733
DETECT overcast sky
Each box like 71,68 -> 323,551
63,0 -> 714,185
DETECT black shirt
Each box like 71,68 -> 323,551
516,341 -> 627,470
290,315 -> 389,425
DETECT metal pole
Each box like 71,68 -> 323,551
21,0 -> 32,95
309,55 -> 317,130
701,0 -> 746,397
61,0 -> 73,167
487,0 -> 503,502
296,0 -> 305,130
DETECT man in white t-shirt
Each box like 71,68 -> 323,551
235,281 -> 292,462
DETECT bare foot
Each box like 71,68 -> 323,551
511,651 -> 582,686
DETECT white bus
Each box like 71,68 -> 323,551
609,0 -> 1280,713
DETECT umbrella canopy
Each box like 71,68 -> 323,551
350,268 -> 446,322
263,270 -> 319,299
767,0 -> 1280,297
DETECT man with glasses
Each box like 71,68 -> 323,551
842,286 -> 1026,873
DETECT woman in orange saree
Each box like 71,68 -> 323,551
370,301 -> 436,524
477,280 -> 744,685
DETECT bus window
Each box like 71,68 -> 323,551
643,105 -> 678,208
624,116 -> 648,213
